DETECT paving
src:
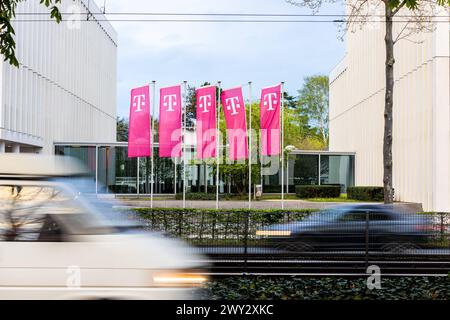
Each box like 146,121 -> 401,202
106,198 -> 423,212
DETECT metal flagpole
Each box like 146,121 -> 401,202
248,82 -> 252,209
137,157 -> 140,198
281,82 -> 285,210
151,81 -> 156,209
174,157 -> 177,196
182,81 -> 187,209
216,81 -> 221,210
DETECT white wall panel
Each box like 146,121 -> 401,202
0,0 -> 117,154
329,4 -> 449,211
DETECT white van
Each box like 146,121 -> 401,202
0,155 -> 208,300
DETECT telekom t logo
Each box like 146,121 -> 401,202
225,97 -> 241,116
132,94 -> 146,113
163,94 -> 177,112
198,95 -> 212,113
263,93 -> 278,111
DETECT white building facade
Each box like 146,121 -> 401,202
329,6 -> 449,211
0,0 -> 117,155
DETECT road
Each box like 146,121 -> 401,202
105,198 -> 423,212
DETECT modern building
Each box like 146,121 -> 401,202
329,6 -> 449,211
55,142 -> 355,196
0,0 -> 117,154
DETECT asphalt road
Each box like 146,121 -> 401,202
107,198 -> 424,212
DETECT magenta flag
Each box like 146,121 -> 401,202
260,84 -> 282,156
196,85 -> 217,159
128,85 -> 151,158
159,85 -> 182,158
221,87 -> 248,160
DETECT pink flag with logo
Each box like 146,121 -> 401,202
260,84 -> 281,156
221,87 -> 248,160
128,85 -> 151,158
196,85 -> 217,159
159,85 -> 182,158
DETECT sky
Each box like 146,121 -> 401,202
93,0 -> 346,118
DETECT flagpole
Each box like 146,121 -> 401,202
248,81 -> 252,209
281,82 -> 285,210
183,81 -> 187,209
137,157 -> 140,198
151,80 -> 156,209
174,88 -> 178,197
216,81 -> 221,210
174,157 -> 177,196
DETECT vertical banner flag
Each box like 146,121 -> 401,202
159,85 -> 182,158
128,85 -> 151,158
221,87 -> 248,160
196,85 -> 217,159
260,84 -> 282,156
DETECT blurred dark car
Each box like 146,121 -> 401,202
257,205 -> 437,253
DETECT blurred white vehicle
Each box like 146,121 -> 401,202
0,155 -> 208,300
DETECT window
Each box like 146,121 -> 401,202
370,212 -> 393,221
0,185 -> 71,242
340,211 -> 367,222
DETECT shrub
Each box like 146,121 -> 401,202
133,208 -> 318,245
204,276 -> 450,300
295,185 -> 341,199
347,186 -> 384,201
190,186 -> 216,193
174,193 -> 232,201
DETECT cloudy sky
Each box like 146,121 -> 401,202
93,0 -> 346,118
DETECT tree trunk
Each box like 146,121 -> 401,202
384,3 -> 395,204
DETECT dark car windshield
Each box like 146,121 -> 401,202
304,209 -> 345,222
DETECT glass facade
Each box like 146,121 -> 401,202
55,143 -> 355,195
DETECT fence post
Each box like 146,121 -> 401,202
243,211 -> 250,273
365,210 -> 370,270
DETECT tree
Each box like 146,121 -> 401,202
286,0 -> 449,204
0,0 -> 62,67
116,117 -> 129,142
184,82 -> 211,129
297,75 -> 329,146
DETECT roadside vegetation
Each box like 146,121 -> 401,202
132,208 -> 449,248
203,276 -> 450,300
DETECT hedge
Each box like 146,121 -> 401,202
347,186 -> 384,201
174,192 -> 231,201
295,185 -> 341,199
203,276 -> 450,300
133,208 -> 318,245
190,186 -> 216,193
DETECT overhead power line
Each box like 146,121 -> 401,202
12,19 -> 449,23
14,12 -> 450,18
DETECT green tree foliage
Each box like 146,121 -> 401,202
0,0 -> 62,67
297,75 -> 329,145
211,162 -> 261,195
116,117 -> 129,142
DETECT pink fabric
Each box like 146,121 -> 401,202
128,85 -> 151,158
159,85 -> 182,158
221,87 -> 248,160
260,84 -> 281,156
196,85 -> 217,159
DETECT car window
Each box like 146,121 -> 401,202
0,185 -> 75,241
340,211 -> 367,222
370,212 -> 393,221
0,184 -> 118,239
